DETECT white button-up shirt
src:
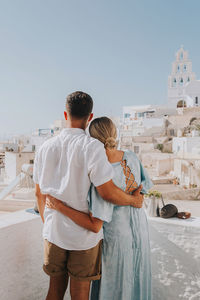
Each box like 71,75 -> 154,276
33,128 -> 113,250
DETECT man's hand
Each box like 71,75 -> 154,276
46,195 -> 63,211
131,185 -> 144,208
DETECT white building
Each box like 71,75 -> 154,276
123,105 -> 155,121
121,104 -> 177,138
120,136 -> 155,154
30,119 -> 66,151
5,151 -> 35,182
2,143 -> 19,152
122,105 -> 163,137
168,46 -> 200,108
172,136 -> 200,156
172,136 -> 200,187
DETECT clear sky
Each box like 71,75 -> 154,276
0,0 -> 200,137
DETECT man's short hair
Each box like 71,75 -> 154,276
66,91 -> 93,119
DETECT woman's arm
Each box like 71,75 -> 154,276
46,196 -> 103,233
96,180 -> 144,207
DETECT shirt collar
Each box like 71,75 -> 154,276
60,128 -> 86,136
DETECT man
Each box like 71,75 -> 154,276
34,91 -> 143,300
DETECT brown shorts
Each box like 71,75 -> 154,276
43,239 -> 102,281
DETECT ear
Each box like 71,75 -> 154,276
64,111 -> 68,120
88,113 -> 93,122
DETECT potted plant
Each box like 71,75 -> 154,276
146,190 -> 163,217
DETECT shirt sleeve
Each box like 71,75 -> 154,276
87,140 -> 113,187
33,150 -> 39,184
88,185 -> 114,223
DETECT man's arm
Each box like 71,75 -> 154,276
35,184 -> 46,223
96,180 -> 143,208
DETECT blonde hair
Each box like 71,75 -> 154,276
89,117 -> 117,149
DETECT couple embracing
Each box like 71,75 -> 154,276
34,91 -> 153,300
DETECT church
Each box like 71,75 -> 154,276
168,46 -> 200,108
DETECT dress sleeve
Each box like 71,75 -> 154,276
139,160 -> 153,194
88,185 -> 114,223
87,140 -> 113,187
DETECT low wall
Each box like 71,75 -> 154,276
162,187 -> 200,200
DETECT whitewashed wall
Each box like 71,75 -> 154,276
5,152 -> 35,182
156,158 -> 174,176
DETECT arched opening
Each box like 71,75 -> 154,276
177,100 -> 187,108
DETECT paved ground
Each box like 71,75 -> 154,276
0,199 -> 35,213
162,199 -> 200,217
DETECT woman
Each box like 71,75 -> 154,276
46,117 -> 153,300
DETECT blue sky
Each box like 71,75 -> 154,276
0,0 -> 200,137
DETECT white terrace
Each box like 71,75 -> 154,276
1,207 -> 200,300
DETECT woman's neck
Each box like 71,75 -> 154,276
105,148 -> 124,163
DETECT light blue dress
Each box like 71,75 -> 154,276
89,150 -> 153,300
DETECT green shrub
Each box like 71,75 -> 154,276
147,190 -> 162,198
156,144 -> 163,152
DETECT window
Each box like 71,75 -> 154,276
180,78 -> 183,85
177,65 -> 180,72
195,97 -> 199,106
173,78 -> 176,87
184,65 -> 187,72
177,100 -> 186,108
124,113 -> 131,118
187,77 -> 190,82
180,52 -> 183,60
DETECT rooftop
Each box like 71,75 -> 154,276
0,200 -> 200,299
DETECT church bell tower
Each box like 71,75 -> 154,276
168,46 -> 196,107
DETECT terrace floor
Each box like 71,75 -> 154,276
0,208 -> 200,300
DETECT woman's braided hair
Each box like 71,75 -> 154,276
89,117 -> 117,149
